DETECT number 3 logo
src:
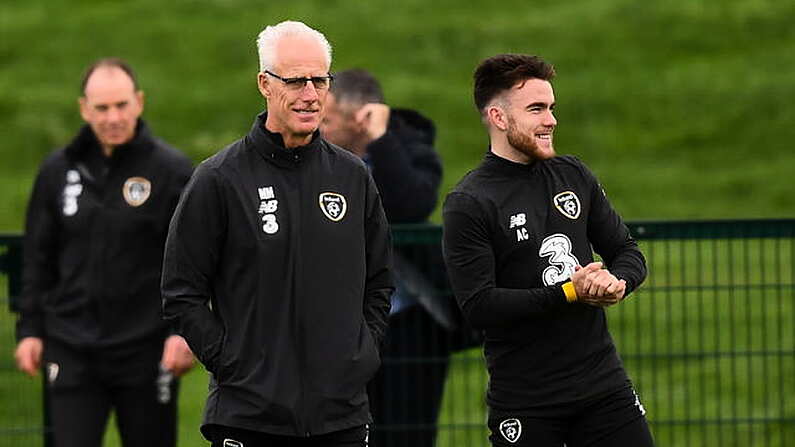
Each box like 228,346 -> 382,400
262,214 -> 279,234
539,233 -> 580,286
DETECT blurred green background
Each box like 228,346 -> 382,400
2,0 -> 794,445
2,0 -> 794,232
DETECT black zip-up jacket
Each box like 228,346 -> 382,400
365,108 -> 442,224
442,152 -> 646,413
363,108 -> 464,328
161,112 -> 393,438
16,121 -> 193,349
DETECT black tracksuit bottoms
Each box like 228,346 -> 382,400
487,385 -> 654,447
43,338 -> 178,447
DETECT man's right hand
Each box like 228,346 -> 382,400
354,103 -> 391,142
15,337 -> 44,377
571,262 -> 626,307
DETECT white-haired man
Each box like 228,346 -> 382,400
161,21 -> 393,446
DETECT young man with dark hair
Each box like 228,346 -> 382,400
442,54 -> 654,446
15,57 -> 195,447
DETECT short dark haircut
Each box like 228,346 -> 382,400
473,54 -> 555,112
329,68 -> 385,106
80,57 -> 139,95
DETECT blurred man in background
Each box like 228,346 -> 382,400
162,22 -> 393,447
14,58 -> 195,447
443,54 -> 653,446
322,68 -> 461,447
322,68 -> 441,224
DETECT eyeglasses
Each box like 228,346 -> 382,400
263,70 -> 334,91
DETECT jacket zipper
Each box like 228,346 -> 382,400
293,160 -> 310,437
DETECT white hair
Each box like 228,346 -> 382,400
256,21 -> 332,72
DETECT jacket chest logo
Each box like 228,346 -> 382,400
123,177 -> 151,207
539,233 -> 580,286
257,186 -> 279,234
553,190 -> 580,220
319,192 -> 347,222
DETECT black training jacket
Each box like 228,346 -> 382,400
442,152 -> 646,413
365,108 -> 442,224
16,121 -> 193,349
161,112 -> 393,438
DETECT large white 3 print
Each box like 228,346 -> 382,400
539,233 -> 580,286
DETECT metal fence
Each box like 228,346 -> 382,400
613,220 -> 795,447
1,220 -> 794,446
0,235 -> 44,446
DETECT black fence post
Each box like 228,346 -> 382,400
1,235 -> 22,312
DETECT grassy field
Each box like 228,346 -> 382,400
2,0 -> 795,232
2,0 -> 794,445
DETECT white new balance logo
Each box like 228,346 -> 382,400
509,213 -> 529,242
509,213 -> 526,228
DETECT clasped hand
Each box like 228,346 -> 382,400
570,262 -> 626,307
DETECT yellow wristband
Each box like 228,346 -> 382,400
562,281 -> 577,303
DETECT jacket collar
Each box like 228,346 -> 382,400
246,111 -> 323,168
64,119 -> 154,163
482,150 -> 545,176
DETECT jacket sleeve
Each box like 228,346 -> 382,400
367,130 -> 442,223
16,164 -> 59,341
581,163 -> 647,296
442,192 -> 568,330
161,163 -> 226,372
362,173 -> 394,348
162,155 -> 195,337
166,155 -> 195,219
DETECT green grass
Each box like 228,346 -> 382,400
0,293 -> 43,447
2,0 -> 795,232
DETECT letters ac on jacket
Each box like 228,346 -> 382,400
161,113 -> 393,437
442,153 -> 646,411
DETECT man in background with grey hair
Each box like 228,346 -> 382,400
162,20 -> 393,446
322,68 -> 456,447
